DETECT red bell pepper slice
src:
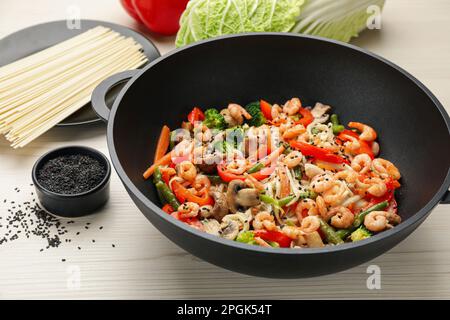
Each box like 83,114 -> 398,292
338,130 -> 374,159
170,212 -> 203,229
260,100 -> 273,120
162,204 -> 174,214
254,230 -> 292,248
290,141 -> 349,164
172,181 -> 213,206
296,108 -> 314,127
187,107 -> 205,125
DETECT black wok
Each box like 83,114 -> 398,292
92,33 -> 450,278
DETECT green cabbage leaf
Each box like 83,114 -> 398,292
176,0 -> 385,47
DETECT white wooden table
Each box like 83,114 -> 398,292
0,0 -> 449,299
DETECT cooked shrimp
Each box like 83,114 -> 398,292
351,153 -> 372,174
343,137 -> 361,155
177,161 -> 197,182
271,104 -> 282,119
220,109 -> 239,127
193,175 -> 211,192
329,206 -> 354,229
295,199 -> 318,221
226,159 -> 247,175
283,97 -> 301,115
300,215 -> 320,233
283,151 -> 303,168
348,122 -> 377,141
178,202 -> 200,219
311,173 -> 334,193
364,177 -> 388,197
194,124 -> 213,142
282,124 -> 306,140
282,225 -> 304,240
334,170 -> 358,184
322,181 -> 349,206
228,103 -> 252,125
364,211 -> 389,232
315,195 -> 329,219
253,212 -> 277,231
372,158 -> 401,180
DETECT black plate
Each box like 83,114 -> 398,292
0,20 -> 160,126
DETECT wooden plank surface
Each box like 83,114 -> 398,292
0,0 -> 449,299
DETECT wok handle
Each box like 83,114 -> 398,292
91,70 -> 140,122
442,190 -> 450,204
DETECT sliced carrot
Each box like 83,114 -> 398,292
143,151 -> 172,180
154,125 -> 171,162
279,167 -> 290,198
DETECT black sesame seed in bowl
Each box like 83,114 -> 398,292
32,146 -> 111,217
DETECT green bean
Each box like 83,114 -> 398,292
336,201 -> 389,239
259,194 -> 279,207
152,167 -> 166,205
318,217 -> 344,245
247,162 -> 265,174
278,195 -> 296,207
155,181 -> 180,210
330,114 -> 345,134
153,166 -> 163,183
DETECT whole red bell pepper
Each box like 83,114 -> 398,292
120,0 -> 189,36
290,141 -> 349,164
254,230 -> 292,248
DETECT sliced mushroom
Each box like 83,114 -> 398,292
220,219 -> 240,240
227,180 -> 261,213
202,219 -> 221,236
209,190 -> 229,221
236,189 -> 260,207
311,102 -> 331,123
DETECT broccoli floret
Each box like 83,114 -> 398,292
350,226 -> 372,242
245,101 -> 266,127
203,108 -> 226,129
